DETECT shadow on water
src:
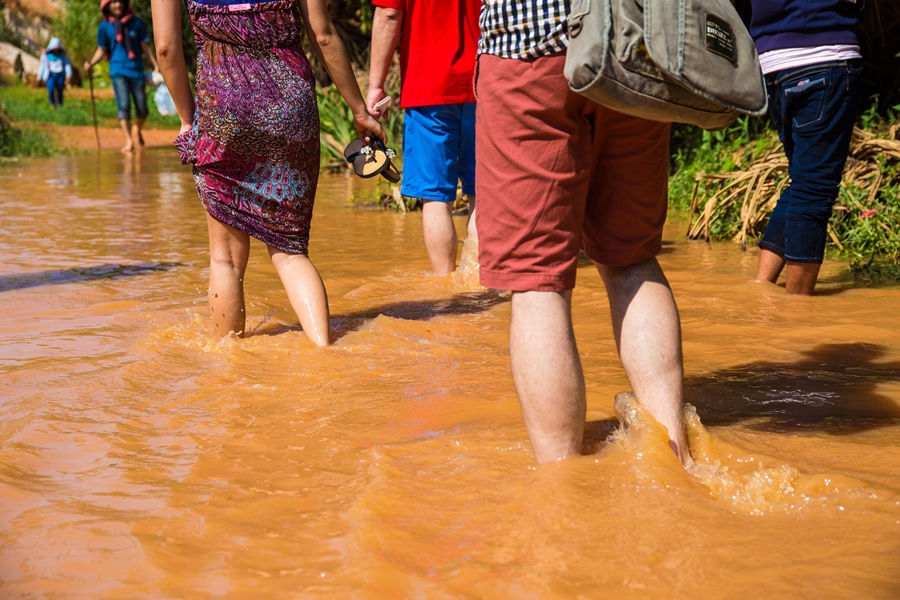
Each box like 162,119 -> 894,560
685,343 -> 900,435
336,289 -> 510,322
329,289 -> 510,341
0,263 -> 182,292
581,342 -> 900,454
583,418 -> 620,455
249,290 -> 511,340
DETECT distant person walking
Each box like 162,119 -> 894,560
38,38 -> 72,108
84,0 -> 160,152
367,0 -> 480,276
751,0 -> 864,295
150,0 -> 383,344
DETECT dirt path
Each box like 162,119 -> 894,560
41,123 -> 179,152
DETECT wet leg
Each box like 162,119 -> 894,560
466,195 -> 477,243
207,214 -> 250,337
268,248 -> 330,346
756,248 -> 786,283
785,262 -> 821,295
131,117 -> 146,148
509,290 -> 586,463
596,258 -> 690,464
422,199 -> 457,275
119,118 -> 133,152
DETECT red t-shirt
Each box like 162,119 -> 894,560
372,0 -> 480,108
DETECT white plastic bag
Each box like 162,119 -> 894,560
154,83 -> 177,117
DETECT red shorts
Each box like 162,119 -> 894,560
475,52 -> 671,292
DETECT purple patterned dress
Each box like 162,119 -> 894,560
174,0 -> 320,254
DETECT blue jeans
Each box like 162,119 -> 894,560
759,59 -> 862,264
111,75 -> 149,121
47,72 -> 65,106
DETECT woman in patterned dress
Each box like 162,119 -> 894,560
151,0 -> 384,345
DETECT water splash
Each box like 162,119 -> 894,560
453,237 -> 483,291
609,393 -> 875,514
150,311 -> 241,353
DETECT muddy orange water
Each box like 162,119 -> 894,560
1,150 -> 899,599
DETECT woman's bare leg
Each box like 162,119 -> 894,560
268,247 -> 331,346
206,214 -> 250,338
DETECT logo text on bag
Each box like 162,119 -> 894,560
704,13 -> 736,64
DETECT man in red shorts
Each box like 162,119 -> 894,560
477,3 -> 690,465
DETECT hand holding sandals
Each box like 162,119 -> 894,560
343,135 -> 401,183
353,111 -> 386,147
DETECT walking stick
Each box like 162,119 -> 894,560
87,69 -> 101,151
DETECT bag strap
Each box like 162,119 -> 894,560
568,0 -> 591,37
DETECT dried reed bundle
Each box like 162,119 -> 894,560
686,127 -> 900,250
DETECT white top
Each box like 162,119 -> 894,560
759,45 -> 862,75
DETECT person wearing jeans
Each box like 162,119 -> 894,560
85,0 -> 160,152
111,75 -> 150,130
38,38 -> 72,108
750,0 -> 864,295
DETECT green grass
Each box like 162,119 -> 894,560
668,116 -> 778,214
0,124 -> 59,158
0,99 -> 59,158
0,76 -> 181,129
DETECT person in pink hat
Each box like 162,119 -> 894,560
84,0 -> 160,152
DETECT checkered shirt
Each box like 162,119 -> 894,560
478,0 -> 571,59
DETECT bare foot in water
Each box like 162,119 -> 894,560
614,392 -> 693,467
121,142 -> 134,153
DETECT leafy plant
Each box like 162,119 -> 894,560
316,84 -> 404,165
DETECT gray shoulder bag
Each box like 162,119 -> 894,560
564,0 -> 768,130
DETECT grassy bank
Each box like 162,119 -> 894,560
0,104 -> 59,157
0,72 -> 182,157
0,75 -> 181,129
672,110 -> 900,282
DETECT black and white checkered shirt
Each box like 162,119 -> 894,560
479,0 -> 570,59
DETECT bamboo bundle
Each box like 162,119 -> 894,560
686,128 -> 900,248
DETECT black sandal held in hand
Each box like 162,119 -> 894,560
372,137 -> 401,183
343,137 -> 400,182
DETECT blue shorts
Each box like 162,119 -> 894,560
401,103 -> 476,201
